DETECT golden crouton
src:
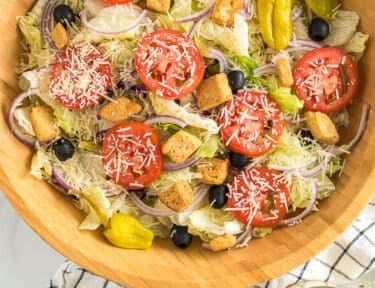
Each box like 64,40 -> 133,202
209,234 -> 236,252
276,58 -> 294,88
98,97 -> 142,123
30,106 -> 61,142
50,23 -> 68,50
162,130 -> 202,163
159,180 -> 194,212
196,158 -> 229,185
197,73 -> 233,111
211,0 -> 243,27
304,111 -> 340,144
146,0 -> 171,14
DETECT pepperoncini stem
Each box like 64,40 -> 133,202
257,0 -> 292,51
103,213 -> 154,250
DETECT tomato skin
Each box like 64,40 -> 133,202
100,0 -> 132,4
50,46 -> 112,110
101,122 -> 163,190
293,47 -> 359,113
134,29 -> 205,100
228,167 -> 290,227
219,90 -> 285,157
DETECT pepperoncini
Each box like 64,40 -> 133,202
103,213 -> 154,249
257,0 -> 292,51
305,0 -> 340,19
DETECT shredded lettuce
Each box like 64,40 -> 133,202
30,149 -> 52,180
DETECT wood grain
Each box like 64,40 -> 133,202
0,1 -> 374,287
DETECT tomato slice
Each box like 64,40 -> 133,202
219,90 -> 285,157
228,167 -> 290,227
293,47 -> 359,113
101,122 -> 163,190
50,45 -> 112,110
134,29 -> 205,100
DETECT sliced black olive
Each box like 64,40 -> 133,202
170,225 -> 192,249
308,17 -> 330,41
227,70 -> 245,92
209,185 -> 228,209
299,129 -> 314,146
52,137 -> 75,161
53,5 -> 75,27
229,151 -> 250,169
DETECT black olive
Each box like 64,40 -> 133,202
209,185 -> 228,209
229,151 -> 250,169
308,18 -> 330,41
300,129 -> 314,146
53,5 -> 75,27
227,70 -> 245,92
52,137 -> 75,161
170,225 -> 192,249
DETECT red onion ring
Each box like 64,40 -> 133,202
298,146 -> 335,178
41,0 -> 59,49
187,18 -> 204,38
253,64 -> 277,77
345,104 -> 370,151
205,48 -> 229,73
52,165 -> 73,191
284,46 -> 316,54
235,223 -> 253,247
279,181 -> 318,226
143,115 -> 187,128
7,88 -> 39,146
163,157 -> 201,171
289,39 -> 324,49
80,8 -> 148,35
176,0 -> 215,23
128,184 -> 209,217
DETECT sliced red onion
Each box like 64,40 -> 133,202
289,39 -> 324,49
345,104 -> 370,151
128,184 -> 209,217
284,46 -> 317,54
205,48 -> 229,73
52,165 -> 73,191
187,18 -> 204,38
235,223 -> 253,247
80,8 -> 148,35
253,64 -> 277,77
299,146 -> 335,177
240,0 -> 254,21
7,88 -> 39,146
143,115 -> 187,128
279,181 -> 318,226
176,0 -> 215,23
41,0 -> 59,49
163,157 -> 201,171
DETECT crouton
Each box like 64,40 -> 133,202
209,234 -> 236,252
146,0 -> 171,14
304,111 -> 340,144
196,158 -> 229,185
50,22 -> 68,50
98,97 -> 142,123
30,106 -> 61,142
162,130 -> 202,163
276,58 -> 294,88
211,0 -> 243,27
197,73 -> 233,111
159,180 -> 194,212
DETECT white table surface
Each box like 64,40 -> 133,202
1,191 -> 374,288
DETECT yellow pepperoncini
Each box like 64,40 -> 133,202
305,0 -> 340,19
257,0 -> 292,51
103,213 -> 154,250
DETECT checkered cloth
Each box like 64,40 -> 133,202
48,197 -> 375,288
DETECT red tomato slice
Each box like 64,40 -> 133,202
100,0 -> 132,3
134,29 -> 205,100
101,122 -> 163,190
50,45 -> 112,110
293,47 -> 359,113
228,167 -> 290,227
219,90 -> 285,157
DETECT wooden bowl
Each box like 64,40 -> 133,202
0,1 -> 374,287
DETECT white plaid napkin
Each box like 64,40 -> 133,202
48,197 -> 375,288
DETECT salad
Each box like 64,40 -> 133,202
9,0 -> 370,251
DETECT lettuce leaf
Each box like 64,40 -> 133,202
30,149 -> 52,180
